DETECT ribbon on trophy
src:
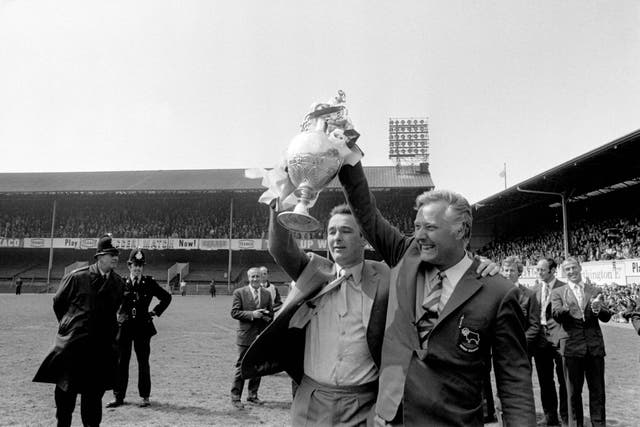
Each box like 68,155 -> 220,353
245,91 -> 363,232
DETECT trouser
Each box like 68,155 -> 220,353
55,385 -> 105,427
292,375 -> 377,427
231,344 -> 260,400
534,339 -> 568,423
113,334 -> 152,400
563,354 -> 606,427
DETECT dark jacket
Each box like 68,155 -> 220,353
517,283 -> 541,356
531,279 -> 567,348
117,275 -> 171,339
551,282 -> 611,357
241,208 -> 390,384
33,263 -> 124,392
338,162 -> 536,427
231,285 -> 273,346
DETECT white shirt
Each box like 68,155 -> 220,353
419,255 -> 472,313
303,261 -> 378,386
567,280 -> 585,309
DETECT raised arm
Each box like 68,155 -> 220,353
267,206 -> 309,281
338,162 -> 412,267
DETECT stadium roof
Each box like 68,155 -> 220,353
473,128 -> 640,224
0,165 -> 434,195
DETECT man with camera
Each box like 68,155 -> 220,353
230,267 -> 273,409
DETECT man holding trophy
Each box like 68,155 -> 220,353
242,92 -> 500,426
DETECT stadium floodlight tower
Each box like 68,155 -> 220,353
388,117 -> 430,175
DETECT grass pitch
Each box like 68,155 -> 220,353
1,294 -> 638,426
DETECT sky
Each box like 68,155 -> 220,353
1,0 -> 639,203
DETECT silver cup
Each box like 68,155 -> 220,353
277,126 -> 343,232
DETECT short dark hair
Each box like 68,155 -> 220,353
546,258 -> 557,271
329,203 -> 353,218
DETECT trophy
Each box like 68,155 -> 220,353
277,91 -> 360,232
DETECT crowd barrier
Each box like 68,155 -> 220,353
3,237 -> 374,251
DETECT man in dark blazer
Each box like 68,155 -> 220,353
551,257 -> 611,427
532,258 -> 568,426
230,267 -> 273,409
33,234 -> 124,427
501,256 -> 540,356
243,204 -> 390,426
338,161 -> 536,427
107,249 -> 172,408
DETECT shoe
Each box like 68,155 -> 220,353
139,398 -> 150,407
247,396 -> 264,405
106,399 -> 124,408
232,400 -> 245,409
483,414 -> 497,423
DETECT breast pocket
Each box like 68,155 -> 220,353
456,314 -> 486,356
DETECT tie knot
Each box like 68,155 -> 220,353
434,271 -> 445,284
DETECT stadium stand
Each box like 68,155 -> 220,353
0,166 -> 433,293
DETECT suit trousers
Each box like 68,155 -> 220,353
292,375 -> 377,427
563,354 -> 606,427
55,385 -> 105,427
534,340 -> 567,423
113,333 -> 152,400
231,345 -> 260,400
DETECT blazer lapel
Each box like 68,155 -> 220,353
437,262 -> 482,324
395,244 -> 422,322
361,263 -> 378,327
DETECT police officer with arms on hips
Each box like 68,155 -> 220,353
107,249 -> 172,408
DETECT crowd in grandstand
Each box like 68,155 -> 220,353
1,194 -> 418,240
480,216 -> 640,265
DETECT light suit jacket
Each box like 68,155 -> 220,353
241,208 -> 389,384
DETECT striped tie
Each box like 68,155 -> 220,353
416,271 -> 445,348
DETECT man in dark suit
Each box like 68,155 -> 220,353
33,234 -> 124,427
501,256 -> 540,356
230,267 -> 273,409
551,257 -> 611,427
532,258 -> 568,426
259,266 -> 282,312
107,249 -> 172,408
338,161 -> 535,427
243,204 -> 390,426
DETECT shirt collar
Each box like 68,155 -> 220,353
97,266 -> 109,278
336,261 -> 364,285
568,280 -> 585,291
430,254 -> 472,288
547,277 -> 556,288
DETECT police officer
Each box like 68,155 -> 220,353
107,248 -> 172,408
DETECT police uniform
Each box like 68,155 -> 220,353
108,249 -> 172,407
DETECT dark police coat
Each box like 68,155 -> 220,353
116,275 -> 171,339
33,264 -> 124,392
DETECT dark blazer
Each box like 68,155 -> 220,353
241,208 -> 390,384
531,279 -> 567,348
33,264 -> 124,392
231,285 -> 273,346
550,282 -> 611,357
117,275 -> 172,338
338,162 -> 535,427
517,284 -> 541,356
